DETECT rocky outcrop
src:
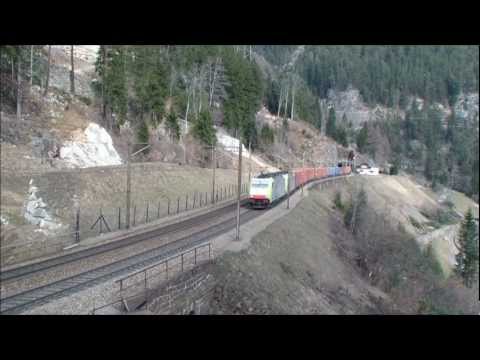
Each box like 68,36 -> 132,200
454,92 -> 479,122
23,179 -> 64,232
325,88 -> 406,130
60,123 -> 123,168
326,87 -> 479,129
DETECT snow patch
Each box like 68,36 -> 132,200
0,215 -> 9,225
215,128 -> 278,172
60,123 -> 122,168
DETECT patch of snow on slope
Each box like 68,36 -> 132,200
60,123 -> 122,168
215,128 -> 278,172
0,214 -> 9,225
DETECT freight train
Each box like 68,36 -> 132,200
248,163 -> 352,209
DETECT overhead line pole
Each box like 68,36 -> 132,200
235,141 -> 242,241
126,142 -> 131,229
248,140 -> 252,191
212,145 -> 216,204
126,142 -> 150,230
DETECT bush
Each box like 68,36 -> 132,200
444,200 -> 455,209
136,120 -> 150,154
390,165 -> 398,175
409,216 -> 422,230
333,191 -> 343,210
260,125 -> 275,146
78,95 -> 92,106
435,208 -> 458,225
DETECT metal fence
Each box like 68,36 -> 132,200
90,242 -> 213,314
1,182 -> 248,266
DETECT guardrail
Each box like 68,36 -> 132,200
89,242 -> 213,314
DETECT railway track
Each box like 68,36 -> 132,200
1,199 -> 248,283
0,208 -> 259,314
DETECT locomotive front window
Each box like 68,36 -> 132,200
252,183 -> 269,188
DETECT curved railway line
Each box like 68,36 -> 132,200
1,199 -> 248,283
0,175 -> 349,315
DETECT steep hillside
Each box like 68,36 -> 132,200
185,175 -> 479,315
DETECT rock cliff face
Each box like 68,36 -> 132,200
326,88 -> 401,129
454,93 -> 479,122
326,87 -> 479,129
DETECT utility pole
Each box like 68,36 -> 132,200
301,151 -> 305,195
235,141 -> 242,241
126,142 -> 131,229
211,145 -> 216,204
125,142 -> 150,229
248,141 -> 252,189
286,162 -> 290,209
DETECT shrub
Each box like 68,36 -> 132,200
409,216 -> 422,230
333,191 -> 343,210
78,95 -> 92,106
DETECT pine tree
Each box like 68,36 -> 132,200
260,125 -> 274,148
356,123 -> 368,153
137,119 -> 150,146
326,106 -> 337,139
193,110 -> 216,146
165,111 -> 180,141
455,209 -> 479,288
445,110 -> 455,143
336,126 -> 348,147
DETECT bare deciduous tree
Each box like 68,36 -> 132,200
70,45 -> 75,95
30,45 -> 33,87
16,49 -> 21,121
277,86 -> 283,118
44,45 -> 51,96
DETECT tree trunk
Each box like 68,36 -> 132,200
70,45 -> 75,95
169,66 -> 175,97
101,45 -> 107,125
185,85 -> 191,133
30,45 -> 33,87
44,45 -> 51,96
198,91 -> 202,115
209,57 -> 219,107
192,75 -> 197,120
11,60 -> 14,100
16,53 -> 22,121
277,86 -> 283,118
291,84 -> 295,122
